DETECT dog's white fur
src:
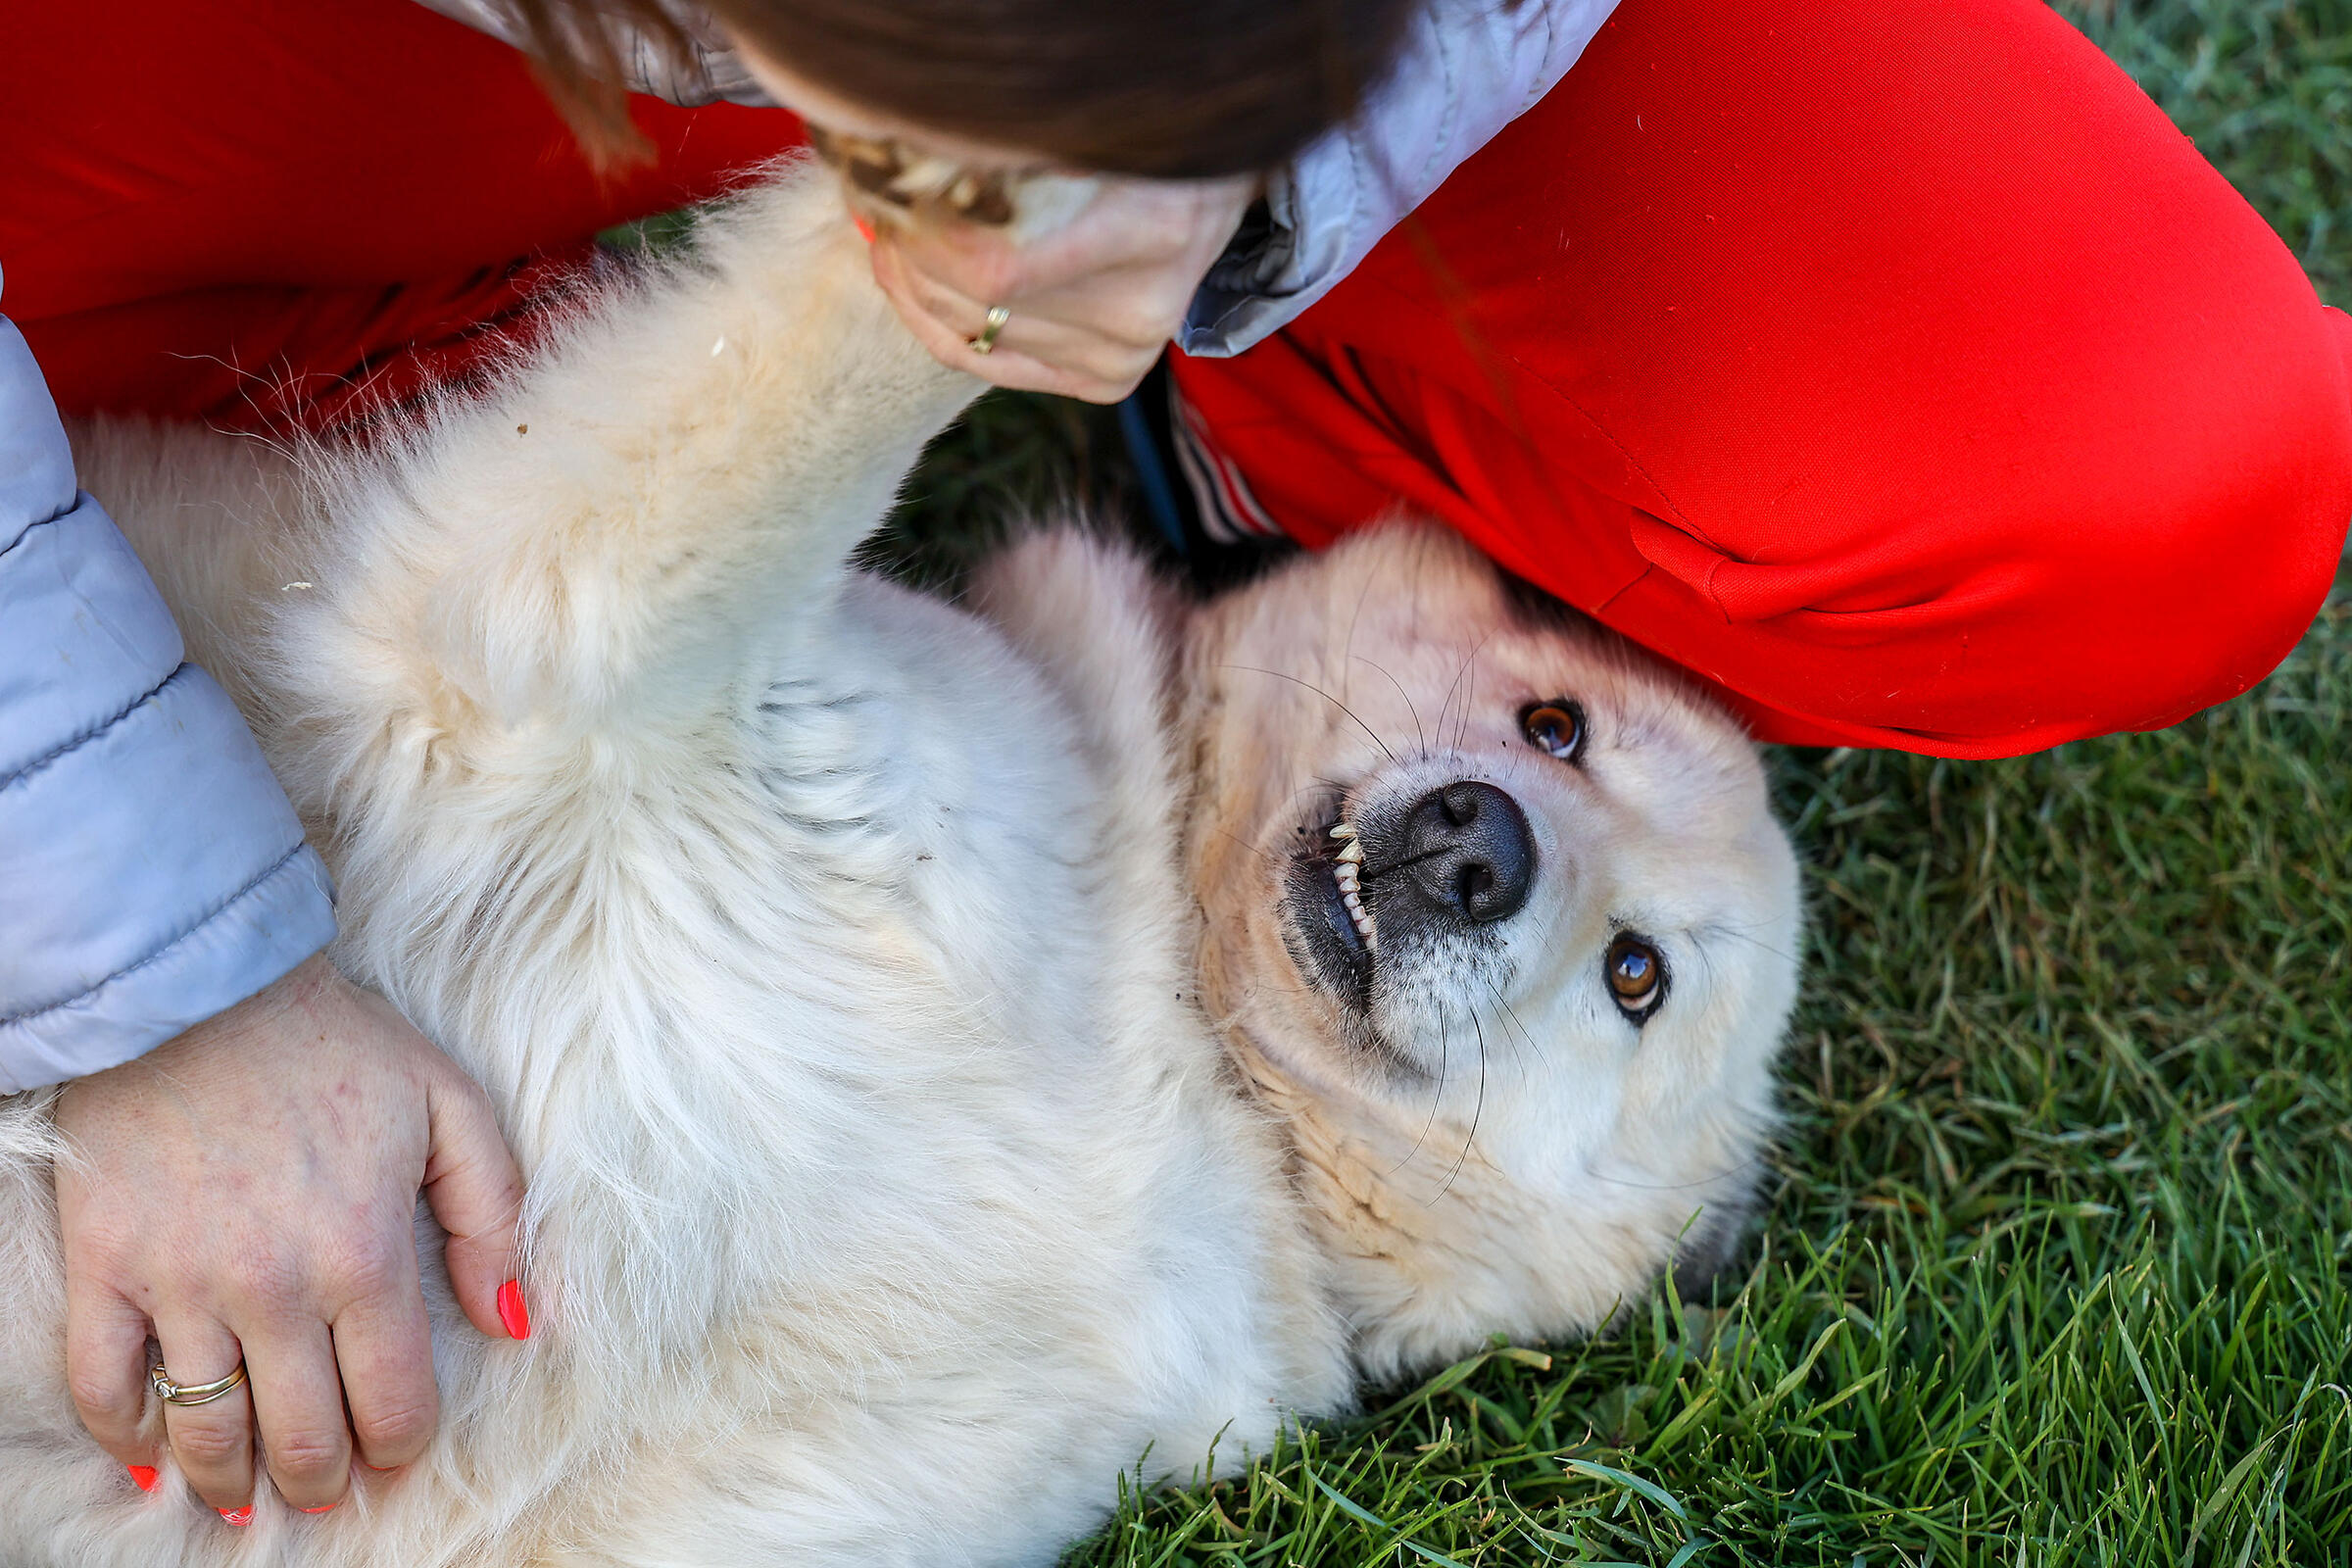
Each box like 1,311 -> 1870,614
0,163 -> 1800,1567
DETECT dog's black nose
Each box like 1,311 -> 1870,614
1392,781 -> 1535,926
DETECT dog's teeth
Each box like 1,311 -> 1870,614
1328,828 -> 1377,951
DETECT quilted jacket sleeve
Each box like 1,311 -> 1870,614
0,316 -> 336,1093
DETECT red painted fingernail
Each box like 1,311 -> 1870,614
497,1278 -> 531,1341
301,1502 -> 339,1513
853,214 -> 875,244
125,1465 -> 159,1493
220,1506 -> 254,1527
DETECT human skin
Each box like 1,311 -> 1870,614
53,956 -> 524,1517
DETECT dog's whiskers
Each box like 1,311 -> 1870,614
1432,632 -> 1496,755
1428,1007 -> 1490,1204
1213,825 -> 1284,870
1583,1151 -> 1773,1193
1222,664 -> 1399,764
1349,654 -> 1427,757
1482,977 -> 1545,1069
1390,1001 -> 1450,1181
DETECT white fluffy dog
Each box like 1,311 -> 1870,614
0,162 -> 1800,1567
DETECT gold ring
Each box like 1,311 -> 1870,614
968,304 -> 1010,357
149,1360 -> 248,1407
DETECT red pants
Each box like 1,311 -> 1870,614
9,0 -> 2349,757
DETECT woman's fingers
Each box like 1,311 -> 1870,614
151,1318 -> 255,1517
49,957 -> 531,1514
242,1323 -> 353,1511
331,1272 -> 441,1471
418,1063 -> 528,1345
891,240 -> 1198,354
62,1280 -> 159,1475
888,287 -> 1143,401
887,247 -> 1183,355
854,168 -> 1255,402
869,242 -> 1159,402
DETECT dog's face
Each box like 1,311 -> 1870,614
1181,527 -> 1800,1376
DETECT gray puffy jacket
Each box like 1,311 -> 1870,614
0,310 -> 336,1092
0,0 -> 1613,1092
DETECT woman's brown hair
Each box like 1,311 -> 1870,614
503,0 -> 1418,179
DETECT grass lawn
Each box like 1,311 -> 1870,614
865,0 -> 2352,1561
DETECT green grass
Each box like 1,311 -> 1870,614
2070,0 -> 2351,308
868,0 -> 2352,1561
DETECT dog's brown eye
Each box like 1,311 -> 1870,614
1606,934 -> 1665,1018
1521,700 -> 1586,761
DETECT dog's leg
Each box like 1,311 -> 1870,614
236,157 -> 988,1400
969,530 -> 1188,840
273,158 -> 977,781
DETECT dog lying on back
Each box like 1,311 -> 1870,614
0,162 -> 1800,1567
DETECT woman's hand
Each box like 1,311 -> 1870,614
53,956 -> 526,1519
866,172 -> 1257,403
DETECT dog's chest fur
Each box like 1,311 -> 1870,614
0,370 -> 1351,1568
479,557 -> 1353,1567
